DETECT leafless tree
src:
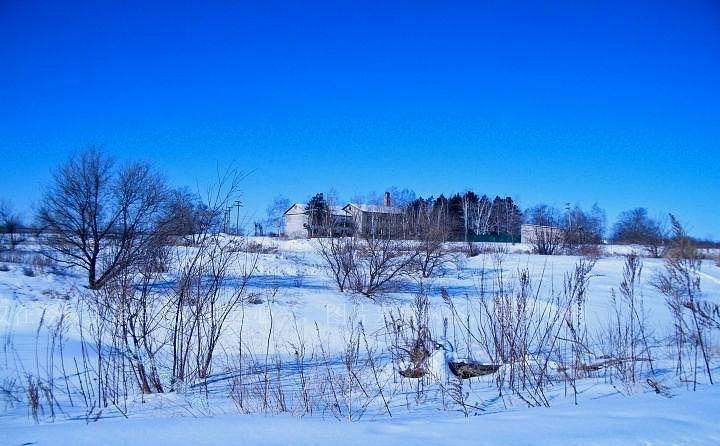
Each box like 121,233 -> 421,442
531,225 -> 565,256
170,236 -> 258,382
0,200 -> 24,250
319,231 -> 417,298
611,208 -> 667,257
524,204 -> 565,255
318,206 -> 418,296
75,166 -> 257,394
347,233 -> 418,298
317,236 -> 356,292
470,195 -> 493,237
563,204 -> 605,254
161,187 -> 221,245
167,167 -> 257,384
406,200 -> 452,278
38,147 -> 169,289
265,196 -> 292,237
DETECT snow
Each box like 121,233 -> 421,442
2,386 -> 719,445
1,238 -> 720,444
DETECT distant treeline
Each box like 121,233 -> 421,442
403,193 -> 522,242
294,189 -> 720,249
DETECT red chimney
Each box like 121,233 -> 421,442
383,191 -> 391,207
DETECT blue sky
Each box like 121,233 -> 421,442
1,0 -> 719,238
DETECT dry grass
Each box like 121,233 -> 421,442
242,240 -> 279,254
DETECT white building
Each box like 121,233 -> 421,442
282,203 -> 353,238
283,192 -> 403,238
342,201 -> 403,237
520,223 -> 564,244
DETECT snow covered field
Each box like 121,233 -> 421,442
3,386 -> 719,446
1,238 -> 719,445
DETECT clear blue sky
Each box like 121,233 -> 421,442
1,1 -> 719,238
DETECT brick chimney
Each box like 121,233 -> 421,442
383,191 -> 391,207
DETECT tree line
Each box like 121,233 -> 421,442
303,191 -> 523,242
1,146 -> 719,289
1,147 -> 241,289
294,189 -> 717,256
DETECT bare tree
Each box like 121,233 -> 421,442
317,236 -> 356,292
611,208 -> 667,257
265,196 -> 291,237
346,233 -> 418,298
167,167 -> 256,384
525,204 -> 564,255
77,166 -> 256,394
171,236 -> 258,382
471,195 -> 493,237
406,200 -> 452,278
563,204 -> 605,254
318,217 -> 417,297
459,191 -> 479,242
38,147 -> 169,289
161,187 -> 220,245
531,225 -> 564,255
0,200 -> 24,250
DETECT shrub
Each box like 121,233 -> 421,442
30,254 -> 57,275
463,241 -> 481,257
26,377 -> 40,423
576,243 -> 606,259
318,235 -> 418,298
530,225 -> 564,255
652,215 -> 714,388
0,251 -> 25,264
241,240 -> 279,254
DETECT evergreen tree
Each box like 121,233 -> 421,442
447,193 -> 464,239
490,196 -> 522,240
305,193 -> 329,237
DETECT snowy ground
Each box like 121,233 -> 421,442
3,385 -> 719,446
1,238 -> 719,445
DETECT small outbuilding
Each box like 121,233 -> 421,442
520,223 -> 564,244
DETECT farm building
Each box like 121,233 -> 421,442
520,223 -> 565,244
342,193 -> 403,237
283,192 -> 403,238
282,203 -> 353,238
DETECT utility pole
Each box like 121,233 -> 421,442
565,202 -> 572,227
227,206 -> 232,234
235,200 -> 241,236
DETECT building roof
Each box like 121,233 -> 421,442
342,203 -> 403,215
284,203 -> 350,217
